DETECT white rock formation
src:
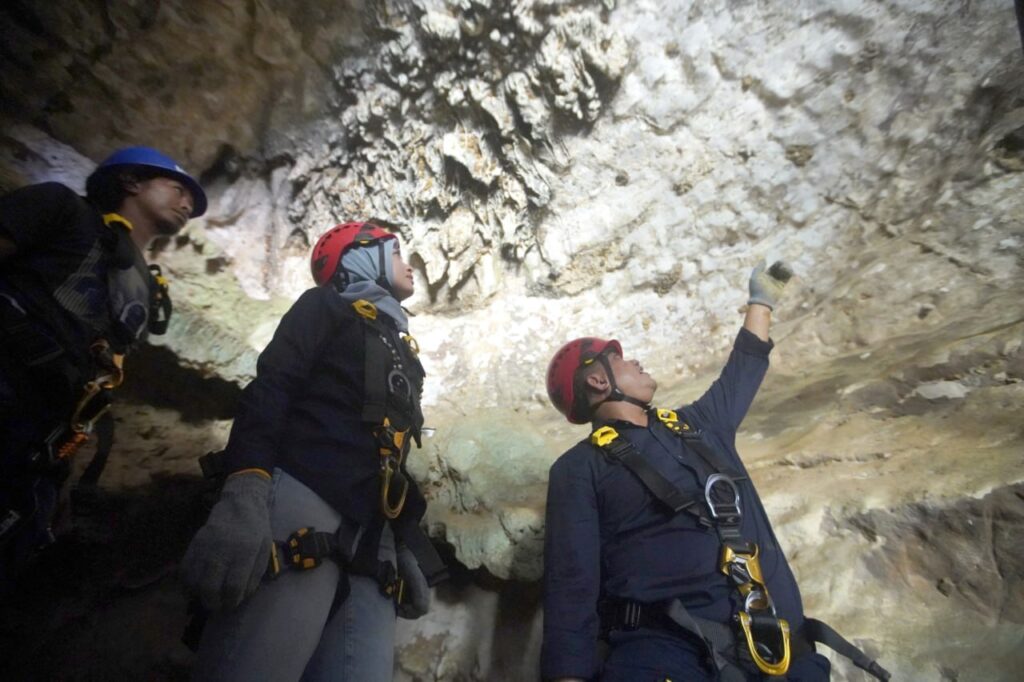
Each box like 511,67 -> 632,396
1,0 -> 1022,680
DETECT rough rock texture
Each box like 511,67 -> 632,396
0,0 -> 360,172
1,0 -> 1023,681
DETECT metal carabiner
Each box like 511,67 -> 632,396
704,473 -> 741,520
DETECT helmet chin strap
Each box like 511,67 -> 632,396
590,353 -> 650,413
375,241 -> 391,291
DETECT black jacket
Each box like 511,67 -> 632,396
223,285 -> 426,527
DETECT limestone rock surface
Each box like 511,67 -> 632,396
1,0 -> 1022,681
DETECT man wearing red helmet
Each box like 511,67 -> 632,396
0,147 -> 205,585
542,263 -> 890,682
181,222 -> 446,682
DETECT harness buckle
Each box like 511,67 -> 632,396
621,600 -> 642,631
591,425 -> 620,448
375,560 -> 406,603
285,527 -> 331,570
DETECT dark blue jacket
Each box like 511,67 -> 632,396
541,328 -> 807,680
223,285 -> 424,527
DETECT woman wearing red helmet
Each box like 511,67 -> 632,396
182,222 -> 445,682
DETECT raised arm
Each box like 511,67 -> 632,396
744,302 -> 771,342
688,261 -> 792,432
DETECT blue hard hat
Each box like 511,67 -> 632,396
94,146 -> 207,217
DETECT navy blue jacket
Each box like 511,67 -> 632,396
541,328 -> 807,680
223,285 -> 424,527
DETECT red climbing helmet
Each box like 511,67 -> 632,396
310,222 -> 397,287
546,337 -> 622,424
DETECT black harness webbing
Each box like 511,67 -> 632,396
392,511 -> 450,585
358,313 -> 424,432
802,619 -> 891,681
604,597 -> 890,681
593,429 -> 698,516
590,412 -> 746,525
591,410 -> 891,681
663,598 -> 756,682
361,317 -> 392,425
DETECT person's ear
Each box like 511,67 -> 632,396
584,371 -> 609,393
121,171 -> 142,197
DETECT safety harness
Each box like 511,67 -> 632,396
351,299 -> 423,520
591,409 -> 890,681
1,211 -> 167,551
268,299 -> 446,580
187,298 -> 448,650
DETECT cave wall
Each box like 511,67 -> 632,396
1,1 -> 1023,681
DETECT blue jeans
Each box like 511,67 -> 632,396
191,469 -> 397,682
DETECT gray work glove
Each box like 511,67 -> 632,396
396,544 -> 431,619
180,470 -> 273,612
747,260 -> 794,310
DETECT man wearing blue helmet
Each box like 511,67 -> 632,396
0,146 -> 206,585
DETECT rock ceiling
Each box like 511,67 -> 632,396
1,1 -> 1022,680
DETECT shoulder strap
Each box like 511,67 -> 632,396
360,316 -> 391,425
653,408 -> 746,481
590,426 -> 705,520
147,264 -> 172,335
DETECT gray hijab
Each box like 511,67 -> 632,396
336,239 -> 408,332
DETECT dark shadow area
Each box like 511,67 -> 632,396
0,473 -> 213,681
846,482 -> 1024,625
118,344 -> 242,423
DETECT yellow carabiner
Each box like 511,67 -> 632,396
738,612 -> 791,676
379,458 -> 409,519
719,544 -> 766,586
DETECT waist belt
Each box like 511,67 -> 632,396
265,519 -> 449,588
602,597 -> 891,681
182,514 -> 450,653
267,525 -> 407,603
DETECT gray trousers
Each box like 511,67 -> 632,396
192,469 -> 397,682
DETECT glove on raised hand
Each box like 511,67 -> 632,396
181,470 -> 273,612
396,544 -> 431,619
748,260 -> 794,310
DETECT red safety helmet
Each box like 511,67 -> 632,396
310,222 -> 397,287
547,337 -> 622,424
